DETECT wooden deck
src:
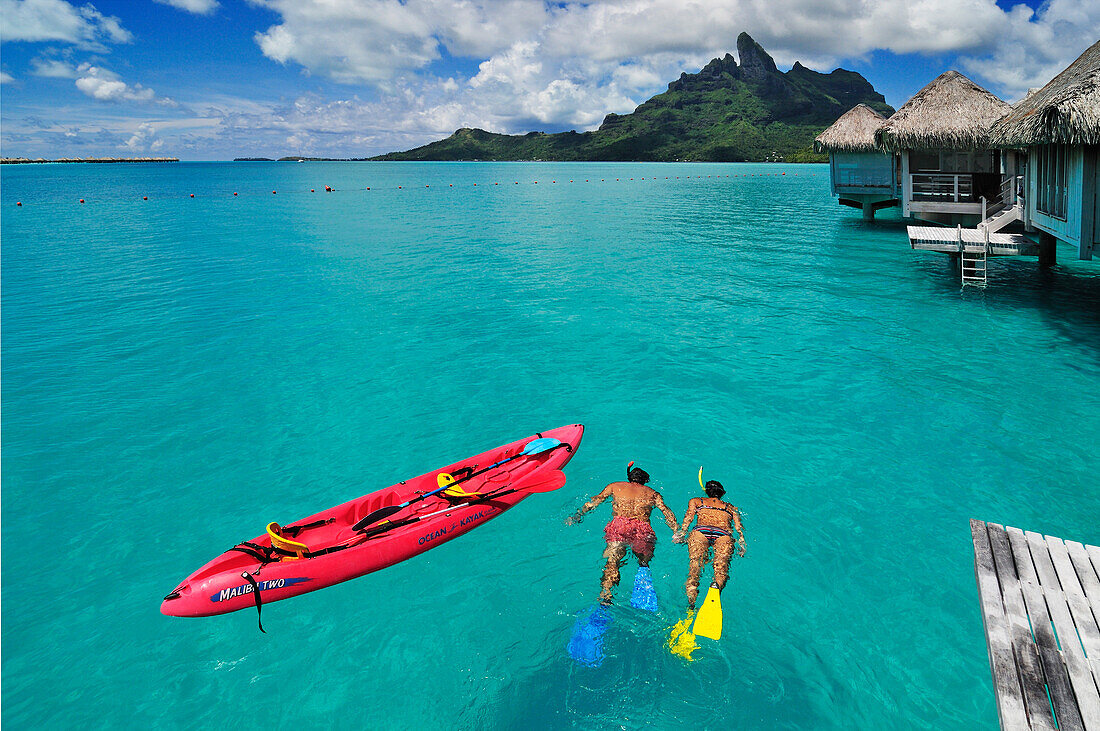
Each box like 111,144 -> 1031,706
971,519 -> 1100,730
908,226 -> 1040,256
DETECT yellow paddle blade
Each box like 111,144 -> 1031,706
437,473 -> 455,489
698,466 -> 704,489
667,611 -> 699,661
692,585 -> 723,640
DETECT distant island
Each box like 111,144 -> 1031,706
1,157 -> 179,164
370,33 -> 893,163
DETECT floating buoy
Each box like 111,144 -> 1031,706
473,183 -> 476,186
398,186 -> 402,189
325,186 -> 331,191
366,187 -> 370,190
234,192 -> 238,196
190,193 -> 195,198
311,189 -> 315,192
425,184 -> 429,187
449,184 -> 453,187
80,199 -> 85,203
272,191 -> 277,194
16,201 -> 22,206
143,196 -> 148,200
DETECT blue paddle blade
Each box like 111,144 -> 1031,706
567,605 -> 611,667
522,437 -> 560,455
630,566 -> 658,612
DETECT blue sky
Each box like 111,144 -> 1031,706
1,0 -> 1097,160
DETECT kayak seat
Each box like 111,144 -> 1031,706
354,491 -> 398,523
267,522 -> 309,560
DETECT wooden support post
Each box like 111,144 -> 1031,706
1039,231 -> 1057,268
862,199 -> 875,221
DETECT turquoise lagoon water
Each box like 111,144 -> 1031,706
3,161 -> 1099,729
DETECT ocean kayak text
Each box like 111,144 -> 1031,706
418,510 -> 489,545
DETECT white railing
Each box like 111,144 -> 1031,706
911,174 -> 973,202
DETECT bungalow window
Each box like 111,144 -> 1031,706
1036,144 -> 1067,219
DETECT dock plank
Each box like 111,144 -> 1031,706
1026,530 -> 1100,728
1046,536 -> 1100,666
987,525 -> 1060,730
1008,529 -> 1100,729
1066,541 -> 1100,604
907,225 -> 1039,255
1003,527 -> 1089,730
973,520 -> 1031,730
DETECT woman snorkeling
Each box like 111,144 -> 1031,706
674,468 -> 745,610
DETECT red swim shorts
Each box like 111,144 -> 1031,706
604,516 -> 657,554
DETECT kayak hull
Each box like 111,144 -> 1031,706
161,424 -> 583,617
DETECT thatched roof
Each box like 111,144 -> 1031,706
992,40 -> 1100,146
814,104 -> 888,153
876,71 -> 1011,151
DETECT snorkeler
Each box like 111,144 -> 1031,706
674,472 -> 745,610
566,463 -> 679,606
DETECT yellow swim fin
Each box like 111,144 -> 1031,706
667,610 -> 699,661
692,584 -> 723,640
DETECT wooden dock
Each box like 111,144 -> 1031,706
908,226 -> 1039,256
971,519 -> 1100,730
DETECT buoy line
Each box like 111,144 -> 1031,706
9,171 -> 818,207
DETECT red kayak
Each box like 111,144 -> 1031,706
161,424 -> 583,620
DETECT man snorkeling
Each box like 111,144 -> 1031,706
674,471 -> 745,610
566,463 -> 679,606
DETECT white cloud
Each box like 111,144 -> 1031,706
244,0 -> 1100,140
0,0 -> 132,49
74,63 -> 156,102
959,0 -> 1100,100
124,122 -> 165,151
154,0 -> 218,14
0,70 -> 14,83
31,57 -> 78,77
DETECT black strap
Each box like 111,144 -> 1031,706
229,546 -> 270,563
303,544 -> 349,558
281,517 -> 334,537
241,572 -> 265,633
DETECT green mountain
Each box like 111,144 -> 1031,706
372,33 -> 893,162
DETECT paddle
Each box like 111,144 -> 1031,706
356,469 -> 567,539
352,438 -> 562,531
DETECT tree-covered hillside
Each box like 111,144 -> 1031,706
372,33 -> 893,163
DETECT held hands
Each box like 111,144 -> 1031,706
737,537 -> 746,557
672,529 -> 686,544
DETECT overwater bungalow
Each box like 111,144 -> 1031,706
814,104 -> 899,220
990,40 -> 1100,262
876,71 -> 1015,228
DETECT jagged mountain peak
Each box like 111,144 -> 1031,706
736,32 -> 778,80
373,34 -> 893,162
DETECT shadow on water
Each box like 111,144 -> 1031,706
838,210 -> 1100,355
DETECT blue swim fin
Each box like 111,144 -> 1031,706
630,566 -> 659,612
567,605 -> 611,667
